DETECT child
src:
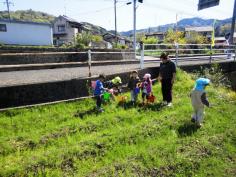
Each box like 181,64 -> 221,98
128,70 -> 140,104
103,76 -> 122,102
141,73 -> 153,105
104,76 -> 122,95
94,74 -> 106,112
190,78 -> 210,127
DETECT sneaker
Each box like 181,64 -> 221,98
162,101 -> 168,105
167,102 -> 172,107
97,108 -> 104,112
196,123 -> 202,128
191,118 -> 196,123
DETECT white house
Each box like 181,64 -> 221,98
185,26 -> 213,39
0,19 -> 53,46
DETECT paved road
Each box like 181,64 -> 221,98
0,57 -> 234,87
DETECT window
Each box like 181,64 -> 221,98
58,25 -> 65,32
0,24 -> 7,32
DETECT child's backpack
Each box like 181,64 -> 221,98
91,81 -> 97,90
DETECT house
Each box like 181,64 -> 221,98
185,26 -> 213,39
103,33 -> 132,48
145,32 -> 165,42
214,37 -> 226,45
53,15 -> 88,46
0,19 -> 52,45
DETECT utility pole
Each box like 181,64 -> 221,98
64,0 -> 67,15
230,0 -> 236,44
133,0 -> 137,51
114,0 -> 117,45
6,0 -> 11,21
176,13 -> 178,32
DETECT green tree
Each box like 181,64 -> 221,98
164,29 -> 186,44
75,32 -> 92,49
185,31 -> 208,44
142,37 -> 158,44
91,35 -> 103,42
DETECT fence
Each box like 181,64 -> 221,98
139,43 -> 236,69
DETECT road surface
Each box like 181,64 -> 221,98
0,56 -> 234,87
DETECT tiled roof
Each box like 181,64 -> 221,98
185,26 -> 213,32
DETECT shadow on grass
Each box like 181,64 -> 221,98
178,121 -> 199,137
74,108 -> 99,119
139,102 -> 166,112
116,101 -> 166,112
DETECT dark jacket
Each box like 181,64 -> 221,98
128,77 -> 140,90
159,60 -> 176,80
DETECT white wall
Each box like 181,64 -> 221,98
0,21 -> 53,45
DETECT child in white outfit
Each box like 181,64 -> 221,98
190,78 -> 210,127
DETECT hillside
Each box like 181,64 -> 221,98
121,17 -> 232,37
0,69 -> 235,176
80,22 -> 109,35
0,10 -> 110,35
0,10 -> 55,23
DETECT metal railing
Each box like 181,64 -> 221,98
139,43 -> 236,68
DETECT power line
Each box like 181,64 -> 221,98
70,3 -> 127,16
145,0 -> 231,18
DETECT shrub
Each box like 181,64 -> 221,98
192,63 -> 231,88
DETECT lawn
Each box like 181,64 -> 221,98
0,69 -> 235,177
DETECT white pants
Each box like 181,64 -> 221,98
192,107 -> 204,123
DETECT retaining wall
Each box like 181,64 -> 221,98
0,49 -> 135,65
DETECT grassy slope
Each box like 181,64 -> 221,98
0,70 -> 235,177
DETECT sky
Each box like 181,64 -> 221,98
0,0 -> 234,32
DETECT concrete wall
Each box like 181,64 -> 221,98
0,49 -> 136,65
0,67 -> 159,109
0,21 -> 53,46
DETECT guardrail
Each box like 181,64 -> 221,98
139,43 -> 236,68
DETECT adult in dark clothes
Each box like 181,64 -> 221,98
159,53 -> 176,106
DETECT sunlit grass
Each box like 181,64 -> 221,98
0,69 -> 235,176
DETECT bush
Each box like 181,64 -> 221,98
113,43 -> 128,49
192,63 -> 231,88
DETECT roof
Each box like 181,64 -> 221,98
145,32 -> 165,36
60,15 -> 79,23
214,37 -> 226,41
0,18 -> 52,26
185,26 -> 213,32
57,15 -> 83,28
103,33 -> 131,42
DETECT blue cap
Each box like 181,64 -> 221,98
194,78 -> 210,91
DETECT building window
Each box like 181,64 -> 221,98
58,25 -> 65,32
0,24 -> 7,32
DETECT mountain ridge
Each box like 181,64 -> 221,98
121,17 -> 232,36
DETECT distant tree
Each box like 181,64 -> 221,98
136,33 -> 146,42
185,31 -> 208,44
142,37 -> 158,44
75,32 -> 92,49
75,32 -> 104,49
91,35 -> 103,42
164,29 -> 186,44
